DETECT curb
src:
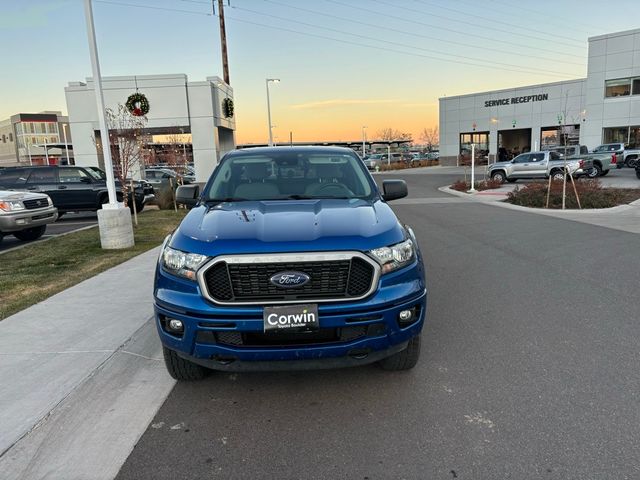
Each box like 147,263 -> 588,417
438,186 -> 635,214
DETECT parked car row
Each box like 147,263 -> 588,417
0,165 -> 155,216
363,152 -> 437,171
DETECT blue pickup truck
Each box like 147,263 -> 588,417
155,146 -> 427,380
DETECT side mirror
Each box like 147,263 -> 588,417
382,179 -> 408,201
176,184 -> 200,207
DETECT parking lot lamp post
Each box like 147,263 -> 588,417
83,0 -> 134,249
266,78 -> 280,146
62,123 -> 71,165
387,143 -> 391,166
362,126 -> 367,158
44,138 -> 49,165
468,143 -> 477,193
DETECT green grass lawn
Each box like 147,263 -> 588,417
0,209 -> 186,321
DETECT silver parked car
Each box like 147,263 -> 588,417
488,151 -> 588,183
0,190 -> 58,243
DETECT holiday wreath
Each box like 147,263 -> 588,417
222,97 -> 234,118
126,92 -> 150,117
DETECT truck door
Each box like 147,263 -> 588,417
510,154 -> 531,177
57,167 -> 96,209
527,152 -> 547,176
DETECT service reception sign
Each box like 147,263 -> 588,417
484,93 -> 549,107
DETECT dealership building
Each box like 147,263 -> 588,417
439,28 -> 640,166
65,74 -> 235,182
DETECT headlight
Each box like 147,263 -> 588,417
47,196 -> 53,206
368,238 -> 415,274
161,245 -> 208,280
0,200 -> 25,212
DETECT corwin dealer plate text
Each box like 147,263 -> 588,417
263,304 -> 319,332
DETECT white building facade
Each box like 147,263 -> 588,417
65,74 -> 235,182
439,28 -> 640,166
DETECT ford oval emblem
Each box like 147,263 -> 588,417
269,271 -> 310,288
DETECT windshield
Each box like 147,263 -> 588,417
204,151 -> 375,202
85,167 -> 106,180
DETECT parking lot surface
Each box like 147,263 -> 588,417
0,212 -> 98,253
115,169 -> 640,479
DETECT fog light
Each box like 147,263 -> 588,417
398,306 -> 420,327
168,319 -> 184,332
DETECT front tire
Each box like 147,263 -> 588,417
162,346 -> 209,381
379,334 -> 421,371
587,163 -> 602,178
551,170 -> 565,182
491,171 -> 506,183
13,225 -> 46,241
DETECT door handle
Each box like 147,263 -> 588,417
58,186 -> 68,190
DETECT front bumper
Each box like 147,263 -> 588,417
0,206 -> 58,233
154,259 -> 427,371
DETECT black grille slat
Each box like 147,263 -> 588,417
213,325 -> 367,347
347,258 -> 375,296
203,257 -> 375,303
23,198 -> 49,210
205,262 -> 234,301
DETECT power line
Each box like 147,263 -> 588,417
93,0 -> 579,79
229,4 -> 576,77
469,0 -> 604,34
95,0 -> 211,16
223,14 -> 577,79
326,0 -> 585,58
264,0 -> 583,65
409,0 -> 585,47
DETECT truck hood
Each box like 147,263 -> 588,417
490,161 -> 512,168
0,190 -> 49,201
169,198 -> 405,255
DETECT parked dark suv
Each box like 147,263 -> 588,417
0,166 -> 154,214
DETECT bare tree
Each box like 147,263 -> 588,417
104,104 -> 148,210
375,128 -> 412,142
419,126 -> 439,151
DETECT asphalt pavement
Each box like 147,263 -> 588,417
2,167 -> 639,479
0,211 -> 98,253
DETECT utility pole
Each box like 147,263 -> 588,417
215,0 -> 230,85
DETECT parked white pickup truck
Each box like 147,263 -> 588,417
592,143 -> 640,168
488,151 -> 588,183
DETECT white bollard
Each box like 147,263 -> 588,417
468,144 -> 477,193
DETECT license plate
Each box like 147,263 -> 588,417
263,304 -> 319,332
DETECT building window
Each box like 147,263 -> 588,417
1,134 -> 5,143
603,127 -> 629,144
628,126 -> 640,148
459,132 -> 489,164
633,79 -> 640,96
9,133 -> 13,142
605,78 -> 631,97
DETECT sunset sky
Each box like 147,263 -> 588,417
2,0 -> 639,144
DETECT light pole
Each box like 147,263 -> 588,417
62,123 -> 71,165
362,126 -> 367,158
266,78 -> 280,147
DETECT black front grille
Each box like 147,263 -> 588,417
203,257 -> 376,303
23,198 -> 49,210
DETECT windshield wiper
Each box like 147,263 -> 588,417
205,197 -> 249,203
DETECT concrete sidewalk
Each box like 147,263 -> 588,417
0,247 -> 175,479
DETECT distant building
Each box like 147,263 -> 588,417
0,112 -> 73,167
439,28 -> 640,166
